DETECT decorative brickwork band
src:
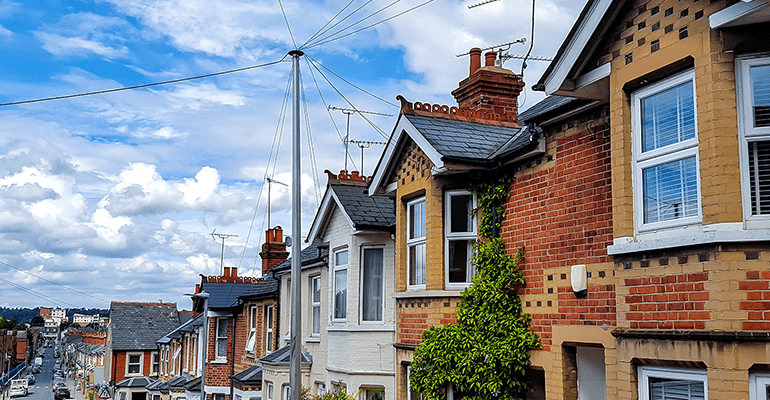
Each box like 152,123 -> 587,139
396,95 -> 519,127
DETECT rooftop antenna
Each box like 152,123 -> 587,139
347,139 -> 386,175
468,0 -> 499,8
328,105 -> 393,172
265,177 -> 288,229
210,228 -> 239,275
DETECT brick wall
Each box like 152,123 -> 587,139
502,109 -> 615,351
624,272 -> 709,329
396,297 -> 461,345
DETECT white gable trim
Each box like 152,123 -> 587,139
368,114 -> 445,196
544,0 -> 614,95
710,0 -> 770,28
305,187 -> 355,244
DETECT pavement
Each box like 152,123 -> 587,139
65,374 -> 88,400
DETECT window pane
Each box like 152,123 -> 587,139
450,195 -> 473,233
409,243 -> 426,285
129,355 -> 141,364
409,200 -> 426,239
217,338 -> 227,357
362,248 -> 384,321
334,269 -> 347,319
448,240 -> 474,283
313,305 -> 320,334
313,277 -> 321,303
641,80 -> 695,152
648,377 -> 705,400
217,319 -> 228,337
751,64 -> 770,127
336,250 -> 348,266
643,157 -> 698,223
749,140 -> 770,215
266,306 -> 273,328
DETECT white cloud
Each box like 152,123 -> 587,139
35,32 -> 129,58
0,24 -> 11,37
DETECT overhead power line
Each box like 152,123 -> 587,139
0,58 -> 288,108
0,260 -> 109,303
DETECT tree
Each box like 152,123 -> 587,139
30,316 -> 45,326
409,174 -> 540,400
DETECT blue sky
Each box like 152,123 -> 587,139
0,0 -> 585,309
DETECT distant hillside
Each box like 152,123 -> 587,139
0,307 -> 109,324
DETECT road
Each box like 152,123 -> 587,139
8,341 -> 83,400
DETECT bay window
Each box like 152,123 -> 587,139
737,55 -> 770,222
311,275 -> 321,334
632,70 -> 701,232
333,250 -> 348,320
445,191 -> 476,287
638,366 -> 707,400
407,197 -> 426,288
361,247 -> 384,322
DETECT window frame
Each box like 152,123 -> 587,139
311,275 -> 321,335
637,366 -> 707,400
333,249 -> 349,322
444,190 -> 477,289
151,351 -> 160,376
749,372 -> 770,400
265,305 -> 274,353
245,305 -> 257,353
360,246 -> 385,323
125,352 -> 143,376
407,197 -> 427,290
266,382 -> 274,400
214,317 -> 228,361
737,53 -> 770,224
632,70 -> 702,233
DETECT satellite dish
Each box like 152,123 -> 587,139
285,236 -> 293,247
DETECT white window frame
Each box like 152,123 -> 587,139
638,366 -> 707,400
245,306 -> 257,353
407,197 -> 427,290
406,365 -> 421,400
151,351 -> 160,376
265,305 -> 274,353
444,190 -> 477,289
283,384 -> 291,400
360,246 -> 385,323
737,53 -> 770,226
333,249 -> 349,322
214,317 -> 228,361
632,70 -> 702,233
266,382 -> 274,400
362,388 -> 384,400
125,352 -> 143,376
311,275 -> 321,335
750,372 -> 770,400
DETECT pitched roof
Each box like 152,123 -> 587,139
258,345 -> 312,365
239,274 -> 279,300
109,303 -> 179,351
369,111 -> 539,195
184,376 -> 201,392
271,245 -> 328,275
200,282 -> 262,310
306,180 -> 396,244
115,376 -> 157,388
158,313 -> 203,343
231,363 -> 263,384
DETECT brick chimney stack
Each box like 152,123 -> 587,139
451,49 -> 525,118
260,226 -> 289,275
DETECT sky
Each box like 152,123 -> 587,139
0,0 -> 586,310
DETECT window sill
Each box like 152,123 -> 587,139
210,358 -> 228,364
326,325 -> 395,332
609,222 -> 770,255
305,337 -> 321,343
394,290 -> 463,299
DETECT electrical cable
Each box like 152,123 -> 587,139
299,71 -> 325,206
303,0 -> 405,49
306,55 -> 392,140
306,56 -> 398,110
301,0 -> 368,49
0,58 -> 288,108
302,0 -> 438,50
303,58 -> 349,150
0,260 -> 109,303
0,275 -> 79,308
278,0 -> 298,49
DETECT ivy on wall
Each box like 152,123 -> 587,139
410,173 -> 540,400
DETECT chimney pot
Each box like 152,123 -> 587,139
485,51 -> 497,67
469,48 -> 482,76
232,267 -> 238,277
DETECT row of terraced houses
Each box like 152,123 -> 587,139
81,0 -> 770,399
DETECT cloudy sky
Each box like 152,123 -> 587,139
0,0 -> 585,310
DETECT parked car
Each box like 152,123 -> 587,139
54,387 -> 70,400
9,385 -> 27,398
25,375 -> 36,385
52,381 -> 66,392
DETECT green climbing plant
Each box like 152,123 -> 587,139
409,173 -> 540,400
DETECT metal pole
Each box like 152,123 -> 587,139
288,49 -> 303,400
344,112 -> 351,172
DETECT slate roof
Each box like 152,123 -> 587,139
147,374 -> 190,392
115,376 -> 157,388
158,313 -> 203,344
271,245 -> 329,275
331,183 -> 395,229
231,363 -> 263,384
184,376 -> 201,391
405,114 -> 529,162
109,303 -> 180,351
200,282 -> 262,310
258,345 -> 312,365
239,274 -> 279,299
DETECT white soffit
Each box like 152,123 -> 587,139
544,0 -> 614,95
710,0 -> 770,28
